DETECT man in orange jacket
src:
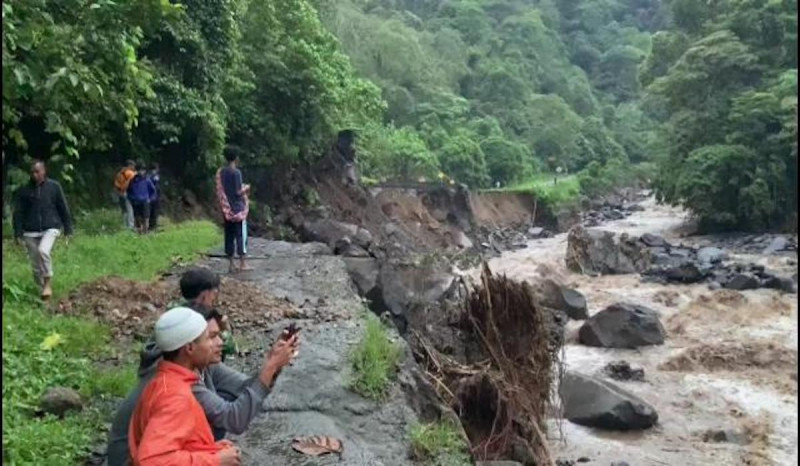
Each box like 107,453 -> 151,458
114,160 -> 136,230
128,307 -> 242,466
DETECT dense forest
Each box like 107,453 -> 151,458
2,0 -> 796,231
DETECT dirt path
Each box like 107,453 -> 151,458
483,197 -> 798,466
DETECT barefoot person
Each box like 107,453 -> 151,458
216,147 -> 251,273
106,269 -> 299,466
12,160 -> 73,299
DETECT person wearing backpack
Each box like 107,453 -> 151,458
114,160 -> 136,230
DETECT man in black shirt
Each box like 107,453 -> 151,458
13,160 -> 73,299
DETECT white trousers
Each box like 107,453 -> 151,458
24,229 -> 60,286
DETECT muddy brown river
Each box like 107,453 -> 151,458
483,196 -> 798,466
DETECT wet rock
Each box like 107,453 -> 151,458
764,236 -> 790,254
560,371 -> 658,430
334,237 -> 371,258
528,227 -> 544,237
664,262 -> 708,284
724,273 -> 760,291
302,219 -> 372,249
383,222 -> 402,237
700,428 -> 748,445
762,275 -> 797,293
343,258 -> 379,296
697,247 -> 727,265
669,247 -> 692,258
604,361 -> 645,382
566,226 -> 649,275
640,233 -> 668,248
579,303 -> 666,349
40,387 -> 83,417
451,231 -> 473,249
534,279 -> 589,320
376,265 -> 455,323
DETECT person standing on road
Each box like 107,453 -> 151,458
12,160 -> 73,299
114,160 -> 136,230
147,163 -> 161,232
216,148 -> 251,274
127,163 -> 157,234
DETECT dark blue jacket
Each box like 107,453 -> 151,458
127,174 -> 156,203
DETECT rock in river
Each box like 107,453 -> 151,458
579,303 -> 666,349
566,226 -> 649,275
560,371 -> 658,430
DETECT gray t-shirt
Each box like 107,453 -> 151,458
106,341 -> 269,466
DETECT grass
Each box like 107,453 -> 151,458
2,214 -> 220,465
409,421 -> 471,465
349,313 -> 402,400
488,173 -> 581,207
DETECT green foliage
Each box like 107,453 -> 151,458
481,136 -> 532,185
645,0 -> 797,231
360,124 -> 440,182
439,132 -> 490,188
3,219 -> 220,464
409,421 -> 472,466
350,313 -> 402,401
501,173 -> 581,207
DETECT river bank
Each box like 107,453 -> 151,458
485,196 -> 798,466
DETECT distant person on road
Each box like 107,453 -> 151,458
106,268 -> 299,466
147,163 -> 161,232
114,160 -> 136,230
127,307 -> 241,465
127,163 -> 157,234
216,147 -> 251,274
13,160 -> 73,299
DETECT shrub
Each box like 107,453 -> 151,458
409,421 -> 471,465
350,314 -> 402,400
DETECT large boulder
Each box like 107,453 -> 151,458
375,265 -> 456,329
533,279 -> 589,320
301,219 -> 373,250
764,236 -> 790,255
724,273 -> 760,291
560,371 -> 658,430
40,387 -> 83,417
697,247 -> 727,265
566,226 -> 649,275
640,233 -> 668,248
343,258 -> 380,296
579,303 -> 666,348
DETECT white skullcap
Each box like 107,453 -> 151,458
155,307 -> 208,352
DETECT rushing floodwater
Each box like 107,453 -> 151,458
483,196 -> 798,466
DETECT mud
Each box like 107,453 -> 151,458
55,275 -> 299,342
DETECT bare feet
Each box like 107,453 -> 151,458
239,258 -> 253,271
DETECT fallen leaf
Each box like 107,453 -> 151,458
40,332 -> 63,351
291,436 -> 343,456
